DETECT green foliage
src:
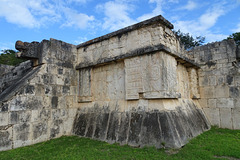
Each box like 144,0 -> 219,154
0,127 -> 240,160
174,30 -> 205,50
227,32 -> 240,45
0,49 -> 26,66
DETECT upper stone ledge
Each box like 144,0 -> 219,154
76,15 -> 174,49
76,43 -> 200,70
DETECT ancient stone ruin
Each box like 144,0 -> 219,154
0,15 -> 239,151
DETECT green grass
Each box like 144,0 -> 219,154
0,127 -> 240,160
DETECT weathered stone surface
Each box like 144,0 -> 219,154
72,101 -> 210,149
220,108 -> 233,129
0,127 -> 13,151
0,112 -> 8,126
203,108 -> 220,127
124,52 -> 178,100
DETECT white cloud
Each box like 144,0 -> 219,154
173,2 -> 229,42
0,0 -> 94,29
96,1 -> 137,31
0,0 -> 60,28
178,1 -> 197,11
61,8 -> 94,29
74,37 -> 88,44
199,6 -> 225,30
137,0 -> 164,21
0,0 -> 40,28
232,23 -> 240,32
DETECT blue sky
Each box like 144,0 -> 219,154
0,0 -> 240,51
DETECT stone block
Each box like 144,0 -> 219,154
198,98 -> 208,108
31,110 -> 39,122
199,86 -> 215,98
13,123 -> 32,148
0,127 -> 13,151
219,108 -> 232,129
68,108 -> 77,118
232,108 -> 240,129
0,112 -> 8,126
63,118 -> 74,135
203,108 -> 220,127
226,75 -> 234,85
10,111 -> 31,124
52,109 -> 68,121
50,119 -> 64,138
217,98 -> 234,108
229,87 -> 239,98
208,76 -> 216,86
208,99 -> 216,108
215,85 -> 229,98
217,76 -> 225,85
32,121 -> 48,142
235,76 -> 240,86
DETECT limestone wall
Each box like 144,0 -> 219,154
76,16 -> 192,70
189,40 -> 240,129
0,61 -> 32,94
73,52 -> 209,148
0,15 -> 211,151
0,39 -> 78,151
74,15 -> 210,148
0,64 -> 14,77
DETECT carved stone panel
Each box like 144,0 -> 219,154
79,68 -> 92,102
124,57 -> 143,100
125,51 -> 179,100
188,68 -> 200,99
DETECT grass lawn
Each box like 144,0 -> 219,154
0,127 -> 240,160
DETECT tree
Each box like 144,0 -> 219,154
0,49 -> 26,66
227,32 -> 240,45
173,30 -> 205,50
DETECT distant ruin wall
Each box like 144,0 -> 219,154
189,40 -> 240,129
0,39 -> 78,151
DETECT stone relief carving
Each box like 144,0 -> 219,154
124,51 -> 180,100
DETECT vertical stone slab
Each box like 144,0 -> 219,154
232,108 -> 240,129
79,68 -> 92,102
142,54 -> 164,92
124,57 -> 143,100
85,113 -> 96,138
128,112 -> 144,146
188,68 -> 200,99
169,111 -> 187,144
203,108 -> 220,127
158,112 -> 177,148
106,111 -> 120,143
220,108 -> 233,129
72,113 -> 89,136
140,112 -> 162,148
93,113 -> 110,140
117,112 -> 130,144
